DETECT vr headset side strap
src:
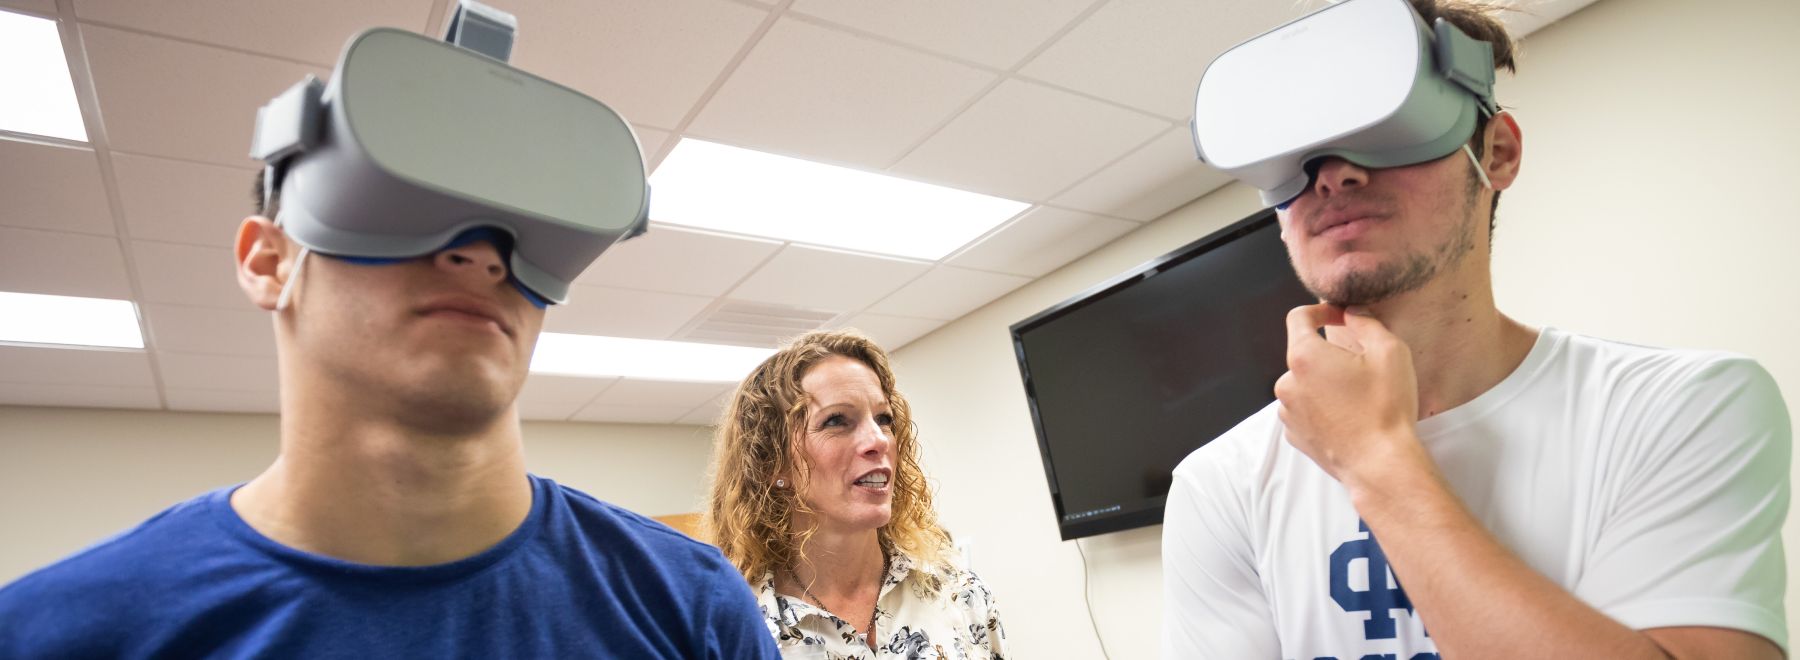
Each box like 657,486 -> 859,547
249,76 -> 325,216
1433,19 -> 1500,114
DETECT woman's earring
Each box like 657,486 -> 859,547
775,479 -> 786,488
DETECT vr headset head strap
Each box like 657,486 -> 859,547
1433,18 -> 1501,115
444,0 -> 517,63
248,76 -> 324,220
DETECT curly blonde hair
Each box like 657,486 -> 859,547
701,329 -> 949,583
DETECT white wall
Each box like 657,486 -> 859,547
0,406 -> 716,583
893,0 -> 1800,657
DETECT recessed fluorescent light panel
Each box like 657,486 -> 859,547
531,332 -> 773,382
0,292 -> 143,348
650,139 -> 1029,260
0,10 -> 87,142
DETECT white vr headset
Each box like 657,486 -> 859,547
250,1 -> 648,306
1190,0 -> 1501,208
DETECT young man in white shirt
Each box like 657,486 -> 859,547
1162,2 -> 1790,658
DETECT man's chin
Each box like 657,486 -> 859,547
1317,291 -> 1390,307
389,369 -> 522,434
1305,277 -> 1394,308
1304,257 -> 1432,308
396,394 -> 515,436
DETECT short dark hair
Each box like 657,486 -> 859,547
251,168 -> 280,220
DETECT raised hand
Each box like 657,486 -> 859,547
1274,304 -> 1426,487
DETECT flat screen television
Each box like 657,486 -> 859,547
1010,210 -> 1315,540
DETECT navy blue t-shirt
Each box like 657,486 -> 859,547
0,475 -> 779,659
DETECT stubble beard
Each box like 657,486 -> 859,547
1301,165 -> 1485,306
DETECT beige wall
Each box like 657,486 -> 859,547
892,0 -> 1800,657
0,406 -> 716,583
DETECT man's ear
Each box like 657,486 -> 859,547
236,216 -> 291,311
1483,111 -> 1524,192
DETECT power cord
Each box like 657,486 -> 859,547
1074,537 -> 1113,660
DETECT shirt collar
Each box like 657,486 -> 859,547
756,547 -> 922,628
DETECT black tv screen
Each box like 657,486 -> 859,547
1010,210 -> 1315,540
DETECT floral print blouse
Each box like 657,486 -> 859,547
755,550 -> 1007,659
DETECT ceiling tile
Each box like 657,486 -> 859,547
1051,126 -> 1233,221
81,24 -> 327,167
130,240 -> 246,309
507,0 -> 769,128
674,299 -> 836,348
1018,0 -> 1305,119
546,284 -> 712,340
73,0 -> 435,65
676,393 -> 729,426
113,152 -> 254,248
0,227 -> 132,299
0,139 -> 113,236
516,402 -> 571,423
141,303 -> 274,356
789,0 -> 1095,70
635,125 -> 673,167
569,403 -> 694,425
836,313 -> 943,350
865,265 -> 1030,321
728,245 -> 929,312
0,345 -> 154,387
575,224 -> 782,297
687,16 -> 996,167
0,1 -> 57,15
888,79 -> 1169,201
517,374 -> 619,421
163,387 -> 279,414
592,379 -> 731,409
947,206 -> 1138,277
156,351 -> 278,391
0,382 -> 160,409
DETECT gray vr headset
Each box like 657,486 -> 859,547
250,2 -> 649,306
1190,0 -> 1500,208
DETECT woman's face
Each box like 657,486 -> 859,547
792,355 -> 896,535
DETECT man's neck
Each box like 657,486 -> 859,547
231,386 -> 533,567
1353,267 -> 1537,420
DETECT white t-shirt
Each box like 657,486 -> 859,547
1162,327 -> 1791,660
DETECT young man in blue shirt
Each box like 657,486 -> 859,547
0,180 -> 780,658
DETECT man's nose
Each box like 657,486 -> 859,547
434,240 -> 507,283
1311,157 -> 1369,198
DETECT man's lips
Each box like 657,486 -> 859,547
416,298 -> 514,337
1309,209 -> 1384,237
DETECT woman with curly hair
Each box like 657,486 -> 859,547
701,330 -> 1006,658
